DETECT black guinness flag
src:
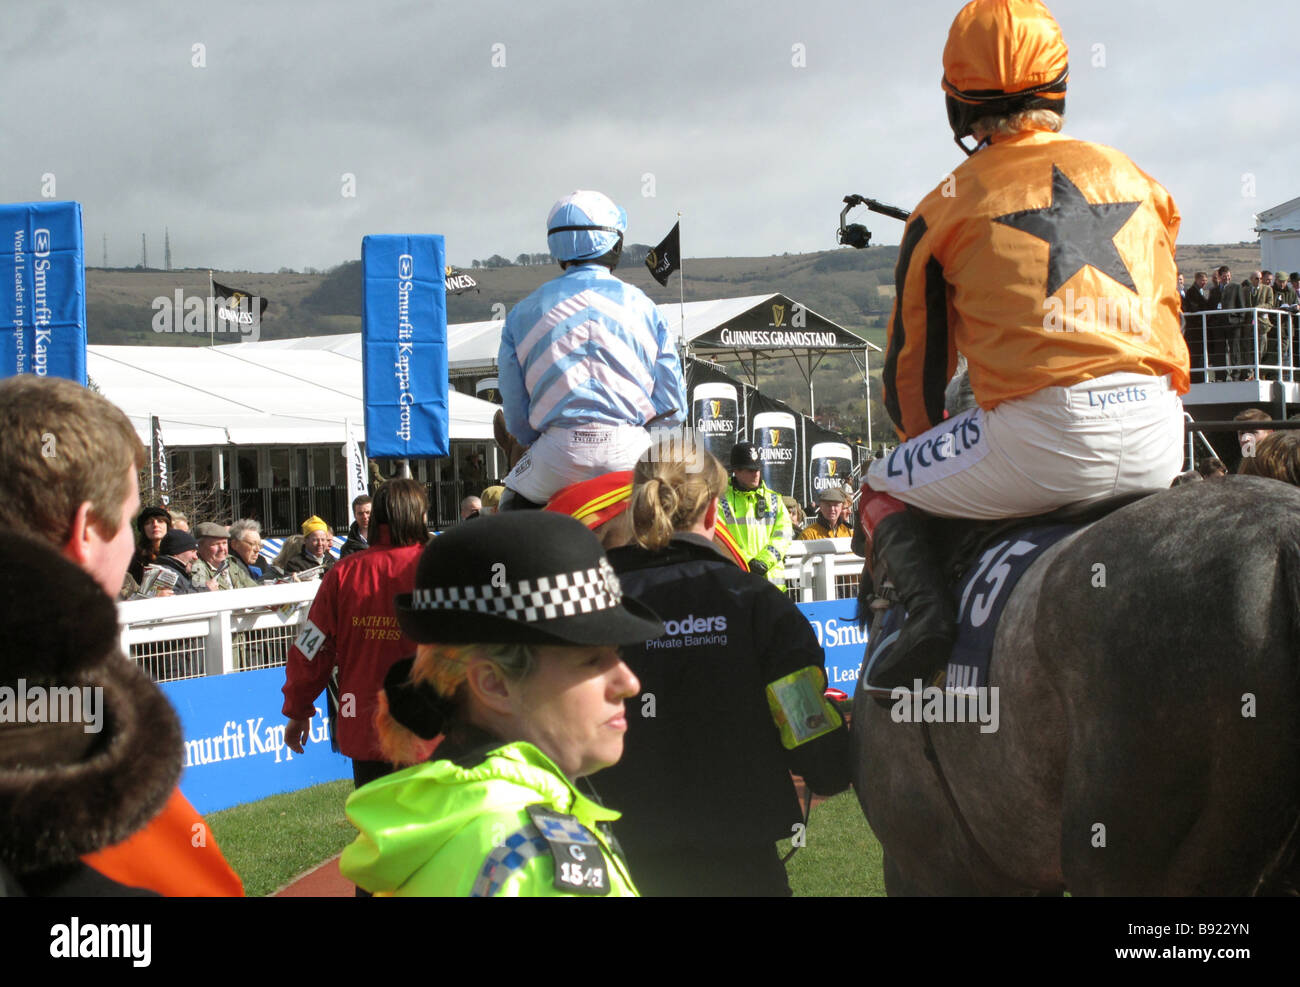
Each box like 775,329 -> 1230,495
444,265 -> 479,296
211,279 -> 269,330
645,222 -> 680,287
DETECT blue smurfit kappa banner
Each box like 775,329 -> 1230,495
160,667 -> 351,815
796,599 -> 868,696
0,201 -> 87,385
362,235 -> 449,457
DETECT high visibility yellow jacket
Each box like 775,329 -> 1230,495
883,125 -> 1190,440
719,479 -> 792,584
341,741 -> 638,897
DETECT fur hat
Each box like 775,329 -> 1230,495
0,534 -> 181,873
395,512 -> 662,645
136,505 -> 172,534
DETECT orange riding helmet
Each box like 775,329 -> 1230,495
941,0 -> 1068,153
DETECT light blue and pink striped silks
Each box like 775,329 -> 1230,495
497,264 -> 686,446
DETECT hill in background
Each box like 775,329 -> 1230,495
85,242 -> 1261,445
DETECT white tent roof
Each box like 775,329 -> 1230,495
91,292 -> 871,448
87,343 -> 499,447
250,293 -> 879,369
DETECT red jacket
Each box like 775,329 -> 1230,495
281,530 -> 423,762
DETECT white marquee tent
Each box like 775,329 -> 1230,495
88,292 -> 876,449
87,341 -> 500,448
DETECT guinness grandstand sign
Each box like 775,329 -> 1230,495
688,294 -> 868,352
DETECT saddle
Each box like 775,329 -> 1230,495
931,489 -> 1152,587
862,490 -> 1153,694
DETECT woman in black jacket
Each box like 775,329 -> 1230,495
599,449 -> 851,896
127,505 -> 172,584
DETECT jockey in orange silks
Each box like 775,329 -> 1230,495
860,0 -> 1189,689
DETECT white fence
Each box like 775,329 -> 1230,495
118,541 -> 865,683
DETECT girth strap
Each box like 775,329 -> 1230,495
919,718 -> 1030,892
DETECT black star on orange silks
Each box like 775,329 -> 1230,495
993,165 -> 1142,297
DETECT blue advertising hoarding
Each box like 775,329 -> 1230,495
361,234 -> 449,458
0,201 -> 87,385
796,598 -> 868,696
159,667 -> 350,815
161,604 -> 865,815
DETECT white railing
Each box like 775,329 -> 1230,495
1181,306 -> 1297,383
119,582 -> 319,683
118,543 -> 865,683
781,537 -> 863,603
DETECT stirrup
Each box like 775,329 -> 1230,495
869,579 -> 899,612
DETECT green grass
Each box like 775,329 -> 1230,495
207,781 -> 887,897
780,791 -> 886,896
207,780 -> 355,898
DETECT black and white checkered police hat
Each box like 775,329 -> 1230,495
395,512 -> 663,645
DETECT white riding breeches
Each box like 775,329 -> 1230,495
504,423 -> 653,505
866,372 -> 1185,520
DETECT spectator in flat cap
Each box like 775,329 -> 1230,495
0,533 -> 184,895
797,486 -> 854,540
191,522 -> 256,591
341,512 -> 661,897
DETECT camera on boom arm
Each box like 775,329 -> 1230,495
837,194 -> 911,249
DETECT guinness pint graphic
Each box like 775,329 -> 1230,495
692,382 -> 738,460
809,442 -> 853,498
475,378 -> 502,405
753,411 -> 797,497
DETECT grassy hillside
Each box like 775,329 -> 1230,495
86,242 -> 1260,444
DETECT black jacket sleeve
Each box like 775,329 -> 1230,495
754,583 -> 852,797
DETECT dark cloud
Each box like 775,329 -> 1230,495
0,0 -> 1284,272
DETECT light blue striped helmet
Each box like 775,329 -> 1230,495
546,190 -> 627,262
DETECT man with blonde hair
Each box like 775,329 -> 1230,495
0,375 -> 242,895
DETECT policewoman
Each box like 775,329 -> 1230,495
340,512 -> 663,897
598,447 -> 851,896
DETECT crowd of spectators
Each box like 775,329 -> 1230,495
122,498 -> 377,600
1180,267 -> 1300,382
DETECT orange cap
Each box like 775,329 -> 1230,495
941,0 -> 1068,105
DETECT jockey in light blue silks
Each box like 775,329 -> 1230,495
497,191 -> 687,510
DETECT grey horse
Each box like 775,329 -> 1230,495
853,477 -> 1300,895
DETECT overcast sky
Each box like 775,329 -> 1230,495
2,0 -> 1291,272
